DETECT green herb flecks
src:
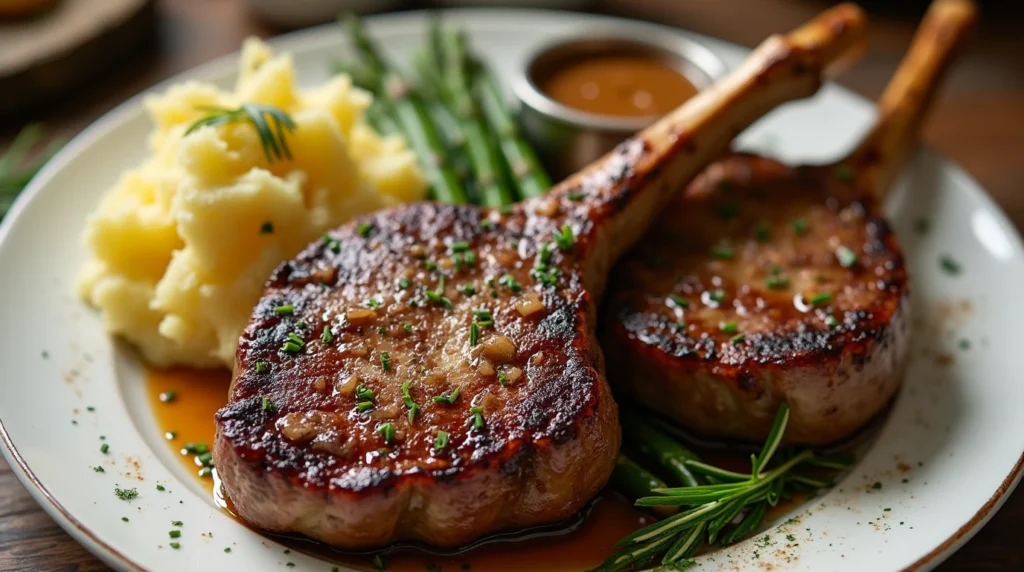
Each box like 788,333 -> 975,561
261,397 -> 276,413
470,406 -> 485,430
499,273 -> 522,293
710,245 -> 735,260
553,225 -> 575,251
434,430 -> 449,451
433,387 -> 460,405
322,234 -> 341,254
274,304 -> 294,316
358,221 -> 373,237
401,381 -> 420,423
792,217 -> 809,236
808,291 -> 833,306
835,246 -> 858,268
185,104 -> 296,163
380,350 -> 391,372
159,390 -> 177,403
114,487 -> 138,501
377,422 -> 396,444
940,255 -> 962,275
321,325 -> 334,344
835,165 -> 855,182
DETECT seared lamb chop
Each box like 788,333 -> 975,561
604,0 -> 975,445
214,5 -> 867,548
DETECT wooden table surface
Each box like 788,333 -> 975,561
1,0 -> 1022,570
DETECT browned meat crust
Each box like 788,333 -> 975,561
216,201 -> 620,548
603,154 -> 910,445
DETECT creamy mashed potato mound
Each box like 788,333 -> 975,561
77,38 -> 426,368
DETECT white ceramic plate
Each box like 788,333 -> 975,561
1,8 -> 1022,572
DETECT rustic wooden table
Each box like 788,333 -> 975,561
1,0 -> 1022,570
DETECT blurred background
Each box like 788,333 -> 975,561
1,0 -> 1022,570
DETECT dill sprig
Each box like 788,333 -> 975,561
185,104 -> 296,163
593,403 -> 852,571
0,124 -> 62,219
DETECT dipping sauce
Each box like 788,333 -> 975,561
539,54 -> 699,118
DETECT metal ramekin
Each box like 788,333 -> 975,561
513,28 -> 726,179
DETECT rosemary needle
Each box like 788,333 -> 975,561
185,104 -> 296,163
595,403 -> 851,571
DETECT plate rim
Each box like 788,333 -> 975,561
1,7 -> 1023,572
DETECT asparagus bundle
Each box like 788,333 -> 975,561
338,14 -> 552,208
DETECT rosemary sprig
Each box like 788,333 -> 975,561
593,403 -> 851,571
0,124 -> 62,219
185,104 -> 296,163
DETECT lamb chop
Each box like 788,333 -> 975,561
214,5 -> 867,549
604,0 -> 976,446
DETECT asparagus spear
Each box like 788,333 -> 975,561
471,59 -> 553,199
439,27 -> 515,207
342,15 -> 469,204
620,409 -> 703,487
609,455 -> 677,517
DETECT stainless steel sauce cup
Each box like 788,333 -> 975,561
513,28 -> 726,179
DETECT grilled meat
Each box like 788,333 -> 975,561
214,5 -> 868,548
603,0 -> 975,445
604,155 -> 909,445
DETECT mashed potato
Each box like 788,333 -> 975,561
77,38 -> 427,368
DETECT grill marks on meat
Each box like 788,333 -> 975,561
604,155 -> 910,445
217,201 -> 620,547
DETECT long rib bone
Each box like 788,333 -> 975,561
842,0 -> 977,199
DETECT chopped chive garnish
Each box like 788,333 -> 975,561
357,222 -> 373,237
183,443 -> 208,455
709,289 -> 726,303
366,297 -> 382,309
100,444 -> 109,454
474,309 -> 493,322
470,323 -> 479,347
538,242 -> 553,265
255,361 -> 269,373
274,304 -> 294,316
940,255 -> 961,275
424,259 -> 438,272
93,466 -> 105,473
711,245 -> 735,260
169,530 -> 181,538
121,517 -> 128,522
470,406 -> 485,430
451,253 -> 466,271
567,191 -> 585,201
766,274 -> 789,290
499,274 -> 522,293
669,295 -> 688,308
673,321 -> 686,333
372,554 -> 388,571
169,542 -> 181,550
355,383 -> 375,401
197,452 -> 213,466
320,325 -> 334,344
553,225 -> 575,251
224,548 -> 231,553
379,351 -> 391,372
498,372 -> 510,386
835,165 -> 856,182
809,291 -> 833,306
198,467 -> 213,478
356,401 -> 374,413
450,241 -> 470,253
792,217 -> 809,236
433,387 -> 460,405
461,283 -> 477,296
159,390 -> 177,403
322,234 -> 341,253
465,251 -> 477,266
401,381 -> 419,422
719,321 -> 739,334
730,334 -> 746,345
403,323 -> 413,333
172,520 -> 183,527
260,396 -> 276,412
434,430 -> 449,451
377,423 -> 395,444
398,277 -> 411,289
156,484 -> 166,492
835,246 -> 858,268
825,315 -> 839,328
